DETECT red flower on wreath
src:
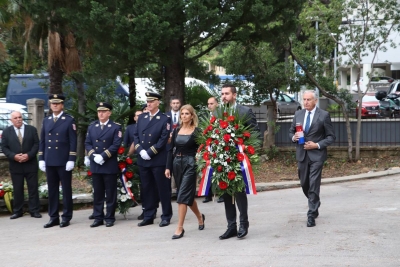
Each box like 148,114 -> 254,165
87,170 -> 92,176
227,158 -> 231,163
197,144 -> 205,153
247,145 -> 255,155
223,134 -> 231,143
243,132 -> 251,138
118,162 -> 127,170
206,138 -> 213,146
0,190 -> 5,198
212,153 -> 217,158
224,146 -> 230,151
237,153 -> 245,161
228,171 -> 236,180
203,129 -> 208,135
125,171 -> 134,179
219,120 -> 229,129
118,147 -> 125,154
234,124 -> 239,130
214,140 -> 219,145
219,181 -> 228,190
210,116 -> 216,123
203,152 -> 210,161
236,137 -> 244,145
207,125 -> 213,131
223,112 -> 228,117
227,115 -> 235,122
217,165 -> 223,172
215,129 -> 220,134
126,158 -> 133,165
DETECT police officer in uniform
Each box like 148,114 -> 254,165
85,102 -> 122,227
133,92 -> 173,227
39,94 -> 77,228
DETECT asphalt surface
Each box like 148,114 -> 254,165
1,174 -> 400,266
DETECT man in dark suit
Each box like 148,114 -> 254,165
38,94 -> 77,228
133,92 -> 172,227
202,96 -> 224,204
219,84 -> 260,240
289,90 -> 335,227
1,111 -> 41,219
85,102 -> 122,228
124,110 -> 142,149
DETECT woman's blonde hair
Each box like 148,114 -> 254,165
179,104 -> 198,127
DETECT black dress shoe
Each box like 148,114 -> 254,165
88,214 -> 95,220
217,197 -> 224,203
137,212 -> 144,220
10,213 -> 23,219
307,216 -> 316,227
198,214 -> 205,230
44,219 -> 60,228
60,221 -> 70,228
106,222 -> 114,227
90,221 -> 104,228
159,220 -> 170,227
237,224 -> 248,238
172,229 -> 185,239
137,220 -> 154,227
202,197 -> 212,203
219,228 -> 237,240
30,212 -> 42,218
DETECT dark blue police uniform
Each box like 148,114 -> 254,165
123,124 -> 136,148
85,104 -> 122,226
39,102 -> 77,224
133,103 -> 172,225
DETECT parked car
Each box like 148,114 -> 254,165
352,76 -> 395,92
261,93 -> 302,118
0,113 -> 12,153
385,81 -> 400,95
355,94 -> 380,118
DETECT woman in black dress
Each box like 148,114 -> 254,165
165,104 -> 205,239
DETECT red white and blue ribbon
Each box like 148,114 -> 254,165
198,160 -> 213,196
238,145 -> 257,195
120,168 -> 135,201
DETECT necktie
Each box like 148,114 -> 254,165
101,124 -> 104,130
17,128 -> 23,144
53,116 -> 58,123
304,111 -> 311,134
173,113 -> 177,123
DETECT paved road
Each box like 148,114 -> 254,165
1,175 -> 400,266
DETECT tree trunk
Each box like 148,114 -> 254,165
164,37 -> 185,111
128,66 -> 137,125
74,78 -> 86,165
48,60 -> 64,95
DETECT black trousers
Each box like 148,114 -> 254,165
11,172 -> 40,215
223,191 -> 248,229
92,173 -> 117,223
297,155 -> 323,218
46,166 -> 73,221
139,166 -> 172,221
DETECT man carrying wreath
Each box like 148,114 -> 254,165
218,84 -> 260,240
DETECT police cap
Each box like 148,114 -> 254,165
141,104 -> 148,111
48,94 -> 65,103
96,102 -> 113,111
145,92 -> 162,101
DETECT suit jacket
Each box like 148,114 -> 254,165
1,124 -> 39,173
133,111 -> 171,167
123,124 -> 136,148
39,113 -> 77,166
85,120 -> 122,174
236,104 -> 260,132
289,107 -> 335,162
165,111 -> 180,152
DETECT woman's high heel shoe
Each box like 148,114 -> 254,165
198,214 -> 205,230
172,229 -> 185,239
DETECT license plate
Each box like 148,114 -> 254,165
368,111 -> 378,114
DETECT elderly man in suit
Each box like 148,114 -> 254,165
133,92 -> 172,227
85,102 -> 122,227
1,111 -> 41,219
39,94 -> 77,228
218,84 -> 260,240
289,90 -> 335,227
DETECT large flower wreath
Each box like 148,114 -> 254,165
196,106 -> 261,197
85,146 -> 140,216
0,181 -> 13,213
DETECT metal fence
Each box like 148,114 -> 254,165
253,110 -> 400,147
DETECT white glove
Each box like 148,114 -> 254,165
140,150 -> 151,160
39,160 -> 46,172
65,161 -> 75,171
84,156 -> 90,167
94,154 -> 105,165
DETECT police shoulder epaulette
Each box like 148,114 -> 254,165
64,113 -> 74,118
114,122 -> 121,125
89,121 -> 97,125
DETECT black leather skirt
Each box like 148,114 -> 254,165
173,155 -> 197,206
